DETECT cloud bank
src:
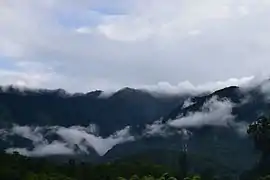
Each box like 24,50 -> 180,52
168,96 -> 248,136
143,120 -> 173,138
0,94 -> 258,157
140,76 -> 256,96
6,141 -> 75,157
141,96 -> 250,138
142,120 -> 193,140
4,124 -> 134,157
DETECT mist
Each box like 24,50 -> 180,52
0,95 -> 256,157
3,124 -> 134,157
168,96 -> 248,136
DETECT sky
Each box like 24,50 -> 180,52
1,0 -> 270,93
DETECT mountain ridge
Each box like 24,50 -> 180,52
0,83 -> 269,173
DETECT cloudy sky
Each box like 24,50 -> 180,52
1,0 -> 270,92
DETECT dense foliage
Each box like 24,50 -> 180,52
1,86 -> 270,179
240,116 -> 270,180
0,117 -> 268,180
0,116 -> 270,180
0,150 -> 237,180
0,152 -> 178,180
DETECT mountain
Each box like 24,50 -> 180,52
100,84 -> 270,173
0,86 -> 185,136
163,85 -> 268,124
0,83 -> 270,176
158,84 -> 270,172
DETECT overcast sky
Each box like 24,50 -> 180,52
1,0 -> 270,93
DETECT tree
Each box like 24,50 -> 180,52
246,116 -> 270,179
248,116 -> 270,159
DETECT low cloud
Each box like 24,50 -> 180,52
143,120 -> 172,137
54,126 -> 134,156
1,97 -> 251,157
142,120 -> 192,140
139,76 -> 255,96
99,76 -> 257,98
4,124 -> 134,157
231,121 -> 249,137
0,129 -> 8,140
142,96 -> 249,139
168,96 -> 247,135
259,80 -> 270,102
10,125 -> 44,144
169,96 -> 235,128
182,98 -> 195,108
6,141 -> 75,157
3,121 -> 194,157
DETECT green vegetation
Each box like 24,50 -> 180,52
0,152 -> 177,180
1,87 -> 270,179
0,149 -> 229,180
1,115 -> 270,180
240,116 -> 270,180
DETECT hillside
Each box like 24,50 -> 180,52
0,86 -> 184,135
0,83 -> 270,176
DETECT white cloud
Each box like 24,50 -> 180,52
143,120 -> 170,137
231,121 -> 249,137
90,0 -> 235,42
55,125 -> 134,156
0,1 -> 270,92
6,141 -> 75,157
182,98 -> 195,109
238,6 -> 250,16
177,129 -> 193,140
0,129 -> 8,140
139,76 -> 255,96
142,120 -> 193,140
169,96 -> 235,128
259,80 -> 270,101
2,110 -> 250,157
3,124 -> 134,157
0,69 -> 54,88
188,29 -> 202,36
10,125 -> 44,144
168,96 -> 248,135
